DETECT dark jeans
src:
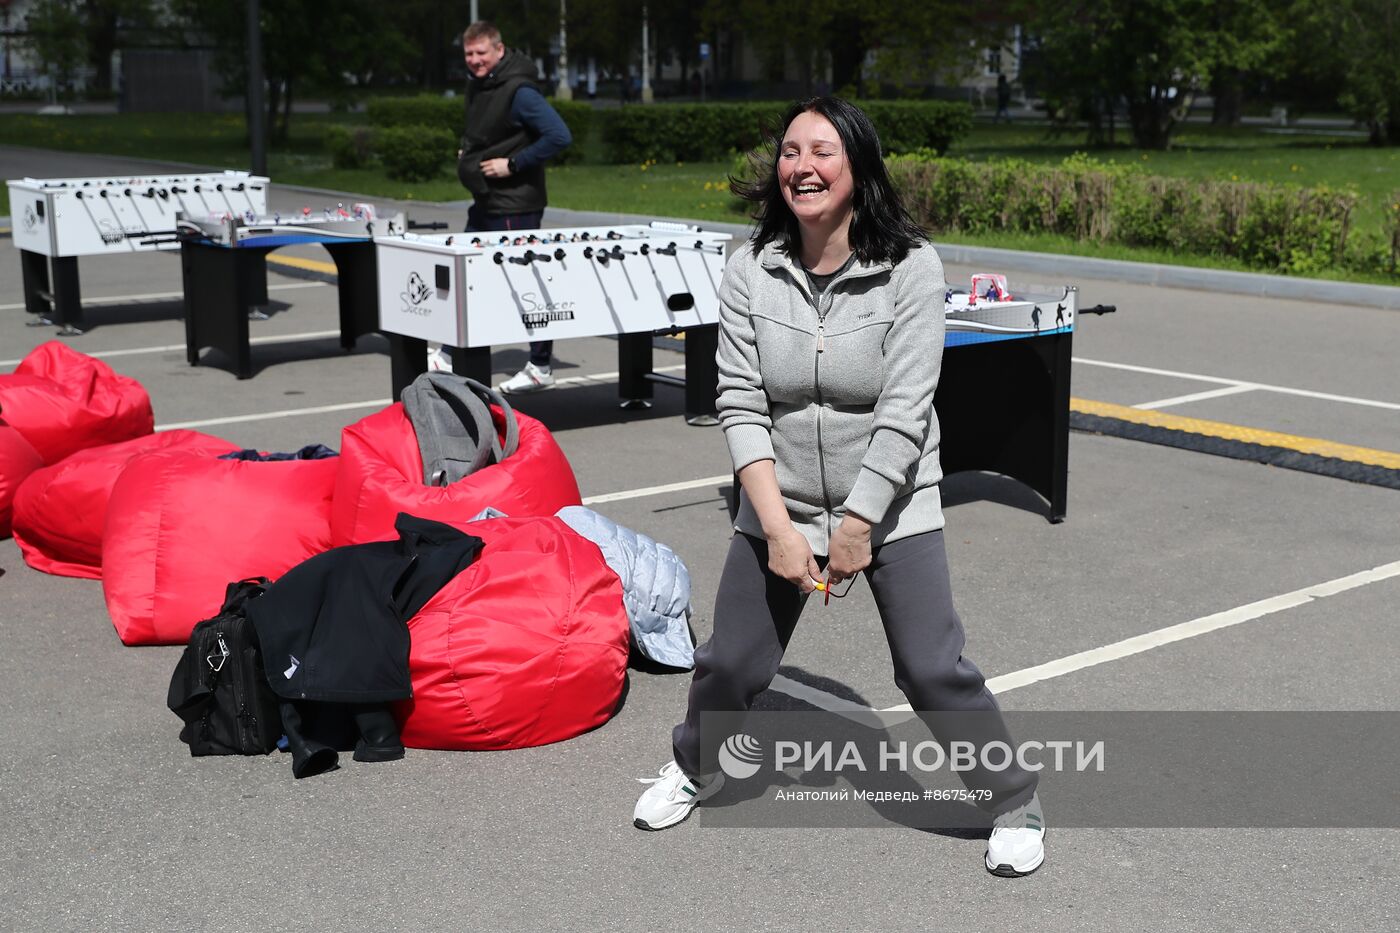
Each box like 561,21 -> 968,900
465,204 -> 550,368
672,530 -> 1038,813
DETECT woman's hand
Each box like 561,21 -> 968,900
767,526 -> 822,593
827,513 -> 873,584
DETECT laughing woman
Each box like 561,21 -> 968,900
632,97 -> 1046,877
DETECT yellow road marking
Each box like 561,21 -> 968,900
1071,397 -> 1400,470
266,254 -> 337,275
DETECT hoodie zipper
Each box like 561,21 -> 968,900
810,278 -> 835,528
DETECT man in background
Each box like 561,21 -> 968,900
453,20 -> 572,394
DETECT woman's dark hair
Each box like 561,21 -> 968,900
732,96 -> 926,265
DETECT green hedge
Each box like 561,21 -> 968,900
601,100 -> 973,164
887,152 -> 1387,277
323,124 -> 375,170
363,93 -> 591,165
376,124 -> 456,182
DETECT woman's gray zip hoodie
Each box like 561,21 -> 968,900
717,238 -> 947,556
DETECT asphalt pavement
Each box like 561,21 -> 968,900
1,147 -> 1397,932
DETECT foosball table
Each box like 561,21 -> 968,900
7,172 -> 269,334
177,206 -> 405,378
937,276 -> 1085,522
374,222 -> 731,423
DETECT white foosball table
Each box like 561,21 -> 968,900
374,222 -> 732,423
7,172 -> 269,334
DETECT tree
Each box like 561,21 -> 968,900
1205,0 -> 1286,126
173,0 -> 416,141
82,0 -> 157,94
22,0 -> 86,102
1019,0 -> 1236,149
1295,0 -> 1400,144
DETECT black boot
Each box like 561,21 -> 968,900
280,701 -> 339,779
352,705 -> 406,763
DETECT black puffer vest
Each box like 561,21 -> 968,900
457,49 -> 548,216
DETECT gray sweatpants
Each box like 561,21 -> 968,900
672,530 -> 1038,812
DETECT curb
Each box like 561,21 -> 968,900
1071,411 -> 1400,491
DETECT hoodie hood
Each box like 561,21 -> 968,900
473,48 -> 541,91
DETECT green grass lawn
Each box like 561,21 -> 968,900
3,111 -> 1396,284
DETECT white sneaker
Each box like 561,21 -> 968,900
498,362 -> 555,395
986,792 -> 1046,877
427,346 -> 452,372
633,760 -> 724,831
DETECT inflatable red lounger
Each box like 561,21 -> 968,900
0,420 -> 44,538
0,341 -> 153,464
102,449 -> 337,646
396,516 -> 630,750
12,431 -> 240,579
331,403 -> 581,546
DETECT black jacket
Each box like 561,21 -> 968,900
247,513 -> 484,704
457,48 -> 549,215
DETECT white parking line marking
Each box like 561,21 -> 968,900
151,365 -> 688,430
770,674 -> 878,715
875,559 -> 1400,712
0,280 -> 325,313
582,474 -> 731,505
2,329 -> 343,368
1133,384 -> 1260,410
1076,357 -> 1400,411
157,399 -> 393,430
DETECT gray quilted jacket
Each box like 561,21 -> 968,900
556,506 -> 694,669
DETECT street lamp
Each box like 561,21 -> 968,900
641,4 -> 652,104
555,0 -> 571,100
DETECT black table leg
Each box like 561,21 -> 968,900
1048,332 -> 1072,523
324,241 -> 379,349
50,256 -> 83,335
684,323 -> 719,425
452,345 -> 492,385
936,333 -> 1070,524
618,332 -> 654,409
388,333 -> 427,398
182,241 -> 254,378
20,249 -> 51,319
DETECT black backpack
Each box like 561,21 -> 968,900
167,578 -> 282,756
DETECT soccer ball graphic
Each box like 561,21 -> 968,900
717,733 -> 763,779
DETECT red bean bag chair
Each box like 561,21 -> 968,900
330,403 -> 581,546
0,421 -> 44,538
11,430 -> 241,579
102,448 -> 337,646
395,516 -> 630,750
0,341 -> 153,465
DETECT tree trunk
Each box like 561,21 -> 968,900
266,78 -> 282,143
827,14 -> 866,94
83,3 -> 118,94
1128,96 -> 1174,150
1211,70 -> 1244,127
278,78 -> 293,142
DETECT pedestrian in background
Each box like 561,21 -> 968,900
452,20 -> 572,394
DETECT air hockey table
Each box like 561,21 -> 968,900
178,207 -> 404,378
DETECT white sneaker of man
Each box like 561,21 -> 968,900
986,792 -> 1046,877
633,760 -> 724,831
498,361 -> 555,395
